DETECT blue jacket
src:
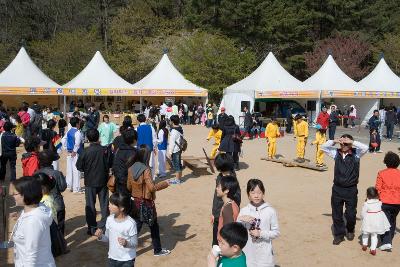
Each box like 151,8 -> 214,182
67,128 -> 83,154
137,124 -> 153,150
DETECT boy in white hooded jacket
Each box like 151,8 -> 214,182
237,179 -> 280,267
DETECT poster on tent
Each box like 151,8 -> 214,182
255,90 -> 320,99
0,87 -> 208,97
321,90 -> 400,98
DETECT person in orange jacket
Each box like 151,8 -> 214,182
265,118 -> 280,159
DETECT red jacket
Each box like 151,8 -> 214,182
21,152 -> 39,176
317,112 -> 330,129
376,168 -> 400,204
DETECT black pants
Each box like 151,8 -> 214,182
331,185 -> 358,237
57,209 -> 66,235
245,126 -> 253,139
0,155 -> 16,181
108,258 -> 135,267
329,124 -> 336,140
212,217 -> 219,246
85,186 -> 109,234
386,123 -> 395,139
380,203 -> 400,245
135,218 -> 162,254
286,122 -> 292,133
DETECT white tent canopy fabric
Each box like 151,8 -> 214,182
63,51 -> 133,88
0,47 -> 59,87
225,52 -> 303,94
302,55 -> 358,92
133,53 -> 206,93
358,58 -> 400,92
221,52 -> 304,124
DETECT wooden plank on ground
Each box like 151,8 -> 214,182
261,157 -> 328,171
184,159 -> 209,169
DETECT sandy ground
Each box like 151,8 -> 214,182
2,125 -> 400,267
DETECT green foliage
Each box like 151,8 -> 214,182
29,30 -> 102,84
173,31 -> 256,100
377,33 -> 400,75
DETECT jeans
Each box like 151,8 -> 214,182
108,258 -> 135,267
286,122 -> 292,133
172,151 -> 182,172
135,218 -> 162,253
207,119 -> 213,128
331,185 -> 358,237
386,123 -> 394,139
85,186 -> 109,234
380,203 -> 400,245
245,126 -> 253,139
0,155 -> 16,181
329,124 -> 336,140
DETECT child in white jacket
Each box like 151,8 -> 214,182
237,179 -> 280,267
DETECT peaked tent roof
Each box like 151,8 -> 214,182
63,51 -> 133,88
132,53 -> 206,92
225,52 -> 303,93
358,58 -> 400,91
302,55 -> 357,91
0,47 -> 59,87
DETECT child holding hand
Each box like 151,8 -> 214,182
361,187 -> 390,256
95,192 -> 137,266
237,179 -> 280,267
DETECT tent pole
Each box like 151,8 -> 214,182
63,96 -> 66,116
140,96 -> 143,113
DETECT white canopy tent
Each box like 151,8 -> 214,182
0,47 -> 60,93
303,55 -> 377,124
63,51 -> 133,93
358,57 -> 400,108
132,53 -> 207,97
221,52 -> 310,124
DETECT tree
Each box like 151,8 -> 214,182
173,31 -> 256,100
29,30 -> 102,84
377,33 -> 400,74
304,34 -> 371,80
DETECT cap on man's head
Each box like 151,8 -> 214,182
221,107 -> 226,111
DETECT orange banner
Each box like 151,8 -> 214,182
0,87 -> 208,97
255,90 -> 320,98
322,90 -> 400,98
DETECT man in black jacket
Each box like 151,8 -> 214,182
321,134 -> 368,245
385,107 -> 397,141
76,129 -> 111,235
112,128 -> 137,195
0,121 -> 21,182
217,107 -> 228,129
243,106 -> 253,139
328,105 -> 339,140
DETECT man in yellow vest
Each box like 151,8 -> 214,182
265,117 -> 280,159
294,114 -> 308,163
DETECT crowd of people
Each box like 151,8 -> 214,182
1,99 -> 400,267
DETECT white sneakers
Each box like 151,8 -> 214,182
379,244 -> 392,251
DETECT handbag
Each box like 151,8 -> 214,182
107,174 -> 116,193
138,183 -> 155,226
232,133 -> 243,143
371,142 -> 379,148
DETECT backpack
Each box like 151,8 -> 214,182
174,129 -> 187,152
31,112 -> 43,131
19,112 -> 30,127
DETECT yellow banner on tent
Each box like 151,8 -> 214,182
0,87 -> 208,97
255,90 -> 320,98
322,90 -> 400,98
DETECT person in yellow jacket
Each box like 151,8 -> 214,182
206,124 -> 222,159
265,117 -> 280,159
294,114 -> 308,163
311,124 -> 327,167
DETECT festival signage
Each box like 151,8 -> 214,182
0,87 -> 208,96
321,90 -> 400,98
255,90 -> 320,98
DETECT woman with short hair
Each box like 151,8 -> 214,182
10,176 -> 55,266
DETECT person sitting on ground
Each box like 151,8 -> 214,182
207,222 -> 248,267
21,136 -> 41,176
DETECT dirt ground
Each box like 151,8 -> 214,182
2,125 -> 400,267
